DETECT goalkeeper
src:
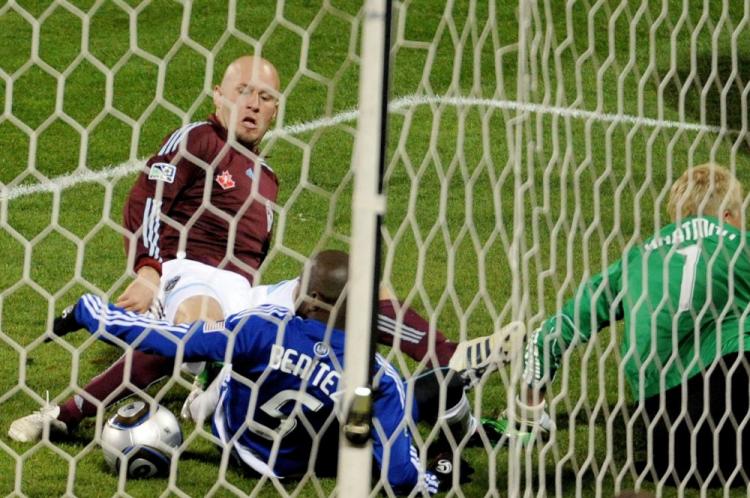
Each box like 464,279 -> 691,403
43,250 -> 482,494
493,163 -> 750,487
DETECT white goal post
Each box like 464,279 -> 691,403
337,0 -> 390,496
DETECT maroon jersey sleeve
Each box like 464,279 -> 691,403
122,122 -> 211,274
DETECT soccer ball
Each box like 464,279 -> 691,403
101,400 -> 183,478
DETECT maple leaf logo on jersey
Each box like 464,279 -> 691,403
216,170 -> 235,190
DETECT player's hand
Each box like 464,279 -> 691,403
45,304 -> 81,342
116,266 -> 160,313
423,452 -> 474,494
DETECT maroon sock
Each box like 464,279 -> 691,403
57,350 -> 174,429
376,299 -> 457,367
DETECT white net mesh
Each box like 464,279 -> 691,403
1,0 -> 750,497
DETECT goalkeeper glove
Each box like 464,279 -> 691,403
476,397 -> 554,446
423,452 -> 474,494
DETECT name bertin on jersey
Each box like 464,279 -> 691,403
268,344 -> 340,398
645,217 -> 737,251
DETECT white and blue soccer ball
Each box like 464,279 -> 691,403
101,400 -> 183,478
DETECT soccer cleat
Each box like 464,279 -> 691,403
8,403 -> 68,443
180,385 -> 204,421
448,321 -> 526,374
180,361 -> 226,422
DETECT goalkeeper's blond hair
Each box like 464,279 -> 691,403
667,163 -> 743,222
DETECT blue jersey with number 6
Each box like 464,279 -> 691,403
72,294 -> 422,489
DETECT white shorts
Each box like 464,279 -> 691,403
156,259 -> 299,323
155,260 -> 298,376
157,259 -> 254,323
245,278 -> 298,311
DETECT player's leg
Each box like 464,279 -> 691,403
376,290 -> 457,367
161,260 -> 246,380
62,351 -> 175,429
469,328 -> 554,448
173,263 -> 259,421
8,349 -> 177,442
172,294 -> 224,324
182,362 -> 230,422
649,352 -> 750,488
646,355 -> 749,488
706,352 -> 749,487
377,288 -> 525,374
643,380 -> 686,483
408,368 -> 477,486
410,369 -> 477,446
643,366 -> 711,486
8,263 -> 227,442
163,289 -> 232,424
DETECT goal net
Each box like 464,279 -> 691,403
1,0 -> 749,497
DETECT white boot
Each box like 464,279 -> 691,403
448,321 -> 526,373
181,365 -> 229,422
8,403 -> 68,443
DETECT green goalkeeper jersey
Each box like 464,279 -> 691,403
526,216 -> 750,400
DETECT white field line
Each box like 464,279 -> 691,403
1,94 -> 738,201
2,161 -> 145,201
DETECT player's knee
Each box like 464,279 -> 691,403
173,295 -> 224,323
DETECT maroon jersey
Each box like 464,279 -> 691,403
123,115 -> 279,283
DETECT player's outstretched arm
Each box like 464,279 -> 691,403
52,294 -> 236,362
482,259 -> 628,445
524,259 -> 625,389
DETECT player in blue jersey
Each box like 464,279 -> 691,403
48,250 -> 479,494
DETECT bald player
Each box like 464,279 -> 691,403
118,54 -> 281,319
10,55 -> 282,441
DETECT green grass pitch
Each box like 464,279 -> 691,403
1,1 -> 750,496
